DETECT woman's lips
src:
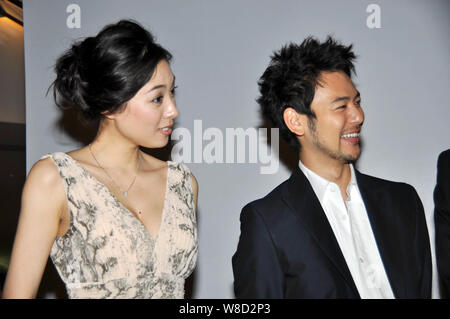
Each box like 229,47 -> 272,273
159,126 -> 173,136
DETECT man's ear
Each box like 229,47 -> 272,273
283,107 -> 308,137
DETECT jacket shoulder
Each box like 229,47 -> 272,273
438,149 -> 450,163
242,179 -> 290,217
437,149 -> 450,176
357,170 -> 417,194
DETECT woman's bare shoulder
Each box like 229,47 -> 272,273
24,157 -> 65,200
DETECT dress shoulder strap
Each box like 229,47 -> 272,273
167,161 -> 193,189
166,161 -> 195,213
40,152 -> 94,211
41,152 -> 85,178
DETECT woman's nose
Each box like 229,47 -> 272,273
164,99 -> 178,119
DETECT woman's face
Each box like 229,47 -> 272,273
110,59 -> 179,148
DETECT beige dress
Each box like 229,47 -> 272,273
41,152 -> 197,299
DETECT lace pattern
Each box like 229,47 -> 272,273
42,152 -> 197,299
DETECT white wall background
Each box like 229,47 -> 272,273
23,0 -> 450,298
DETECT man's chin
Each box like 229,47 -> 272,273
342,152 -> 360,164
335,149 -> 361,164
340,145 -> 361,163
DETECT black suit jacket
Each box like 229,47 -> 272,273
434,149 -> 450,298
232,167 -> 432,298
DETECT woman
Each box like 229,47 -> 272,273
2,20 -> 198,299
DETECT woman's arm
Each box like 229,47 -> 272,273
191,173 -> 198,212
2,158 -> 66,298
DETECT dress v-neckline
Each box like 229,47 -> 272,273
60,152 -> 170,242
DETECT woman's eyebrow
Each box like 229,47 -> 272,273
146,76 -> 176,93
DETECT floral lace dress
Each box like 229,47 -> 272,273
41,152 -> 197,299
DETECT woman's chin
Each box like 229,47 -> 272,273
139,137 -> 170,149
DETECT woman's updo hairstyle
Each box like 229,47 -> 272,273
51,19 -> 172,121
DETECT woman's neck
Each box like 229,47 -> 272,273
89,121 -> 141,171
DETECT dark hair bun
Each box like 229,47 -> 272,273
51,20 -> 172,121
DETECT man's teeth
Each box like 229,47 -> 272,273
341,132 -> 360,138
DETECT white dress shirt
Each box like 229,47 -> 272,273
299,161 -> 395,299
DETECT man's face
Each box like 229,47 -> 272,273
302,71 -> 364,164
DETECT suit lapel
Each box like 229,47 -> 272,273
355,170 -> 405,298
282,167 -> 360,297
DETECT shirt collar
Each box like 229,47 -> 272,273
298,160 -> 357,201
348,163 -> 358,186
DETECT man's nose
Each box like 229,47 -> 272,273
350,103 -> 364,127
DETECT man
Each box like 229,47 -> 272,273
232,36 -> 432,298
434,149 -> 450,298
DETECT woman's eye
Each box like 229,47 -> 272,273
152,96 -> 163,104
170,86 -> 178,96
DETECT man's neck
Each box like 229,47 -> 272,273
299,152 -> 352,200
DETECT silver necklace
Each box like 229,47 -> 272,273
88,144 -> 140,198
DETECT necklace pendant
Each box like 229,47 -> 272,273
123,192 -> 128,198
